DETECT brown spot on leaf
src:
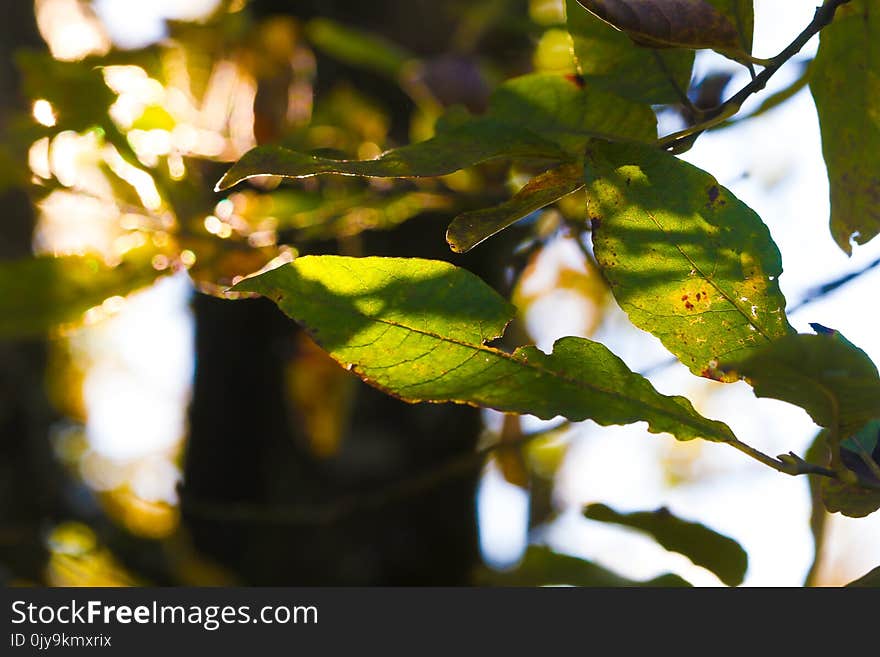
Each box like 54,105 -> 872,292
565,73 -> 585,88
700,367 -> 725,382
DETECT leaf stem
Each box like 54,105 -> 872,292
659,0 -> 852,153
727,439 -> 880,490
727,439 -> 794,474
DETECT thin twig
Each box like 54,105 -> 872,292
788,255 -> 880,314
659,0 -> 852,153
180,420 -> 570,526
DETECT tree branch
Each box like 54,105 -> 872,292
788,255 -> 880,314
658,0 -> 852,153
180,420 -> 569,526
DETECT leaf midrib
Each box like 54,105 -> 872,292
643,207 -> 775,342
292,292 -> 731,441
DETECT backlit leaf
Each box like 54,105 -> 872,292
0,249 -> 161,339
216,73 -> 656,190
723,331 -> 880,439
727,330 -> 880,519
234,256 -> 736,443
486,73 -> 658,152
574,0 -> 753,59
305,18 -> 414,79
810,0 -> 880,253
446,163 -> 583,253
475,545 -> 691,587
583,503 -> 748,586
17,52 -> 115,134
566,0 -> 695,104
215,120 -> 566,191
586,140 -> 793,381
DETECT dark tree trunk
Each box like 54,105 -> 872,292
180,0 -> 533,585
181,212 -> 488,585
0,1 -> 62,584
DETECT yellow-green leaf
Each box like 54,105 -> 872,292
810,0 -> 880,253
216,73 -> 656,191
215,120 -> 565,191
305,18 -> 414,79
446,163 -> 584,253
586,140 -> 793,381
0,250 -> 161,339
234,256 -> 736,443
486,73 -> 658,153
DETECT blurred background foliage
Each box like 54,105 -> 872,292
2,0 -> 602,587
0,0 -> 876,586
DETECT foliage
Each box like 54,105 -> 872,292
582,503 -> 748,586
810,0 -> 880,252
4,0 -> 880,586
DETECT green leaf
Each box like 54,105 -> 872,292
0,250 -> 161,339
810,0 -> 880,253
846,565 -> 880,587
447,163 -> 584,254
723,332 -> 880,439
16,52 -> 115,134
281,191 -> 451,241
582,503 -> 748,586
824,420 -> 880,518
821,477 -> 880,519
305,18 -> 415,79
475,545 -> 692,587
485,73 -> 658,153
234,256 -> 736,443
216,73 -> 656,191
573,0 -> 753,60
565,0 -> 695,104
586,140 -> 793,381
215,120 -> 565,191
727,331 -> 880,519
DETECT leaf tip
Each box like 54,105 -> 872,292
444,226 -> 470,254
214,170 -> 236,192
